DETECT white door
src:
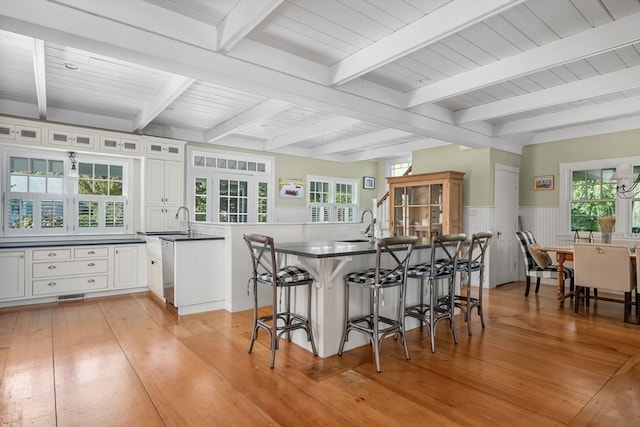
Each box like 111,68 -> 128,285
494,165 -> 519,285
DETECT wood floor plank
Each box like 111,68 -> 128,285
1,282 -> 638,426
51,302 -> 164,426
0,308 -> 56,426
97,297 -> 277,426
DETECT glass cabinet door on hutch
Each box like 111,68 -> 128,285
387,171 -> 464,239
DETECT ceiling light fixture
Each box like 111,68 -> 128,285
611,168 -> 639,199
64,62 -> 81,71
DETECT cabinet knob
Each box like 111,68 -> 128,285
88,250 -> 95,255
87,279 -> 95,283
48,252 -> 57,257
48,282 -> 57,287
88,262 -> 95,267
48,265 -> 56,270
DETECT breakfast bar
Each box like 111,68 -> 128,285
272,238 -> 437,357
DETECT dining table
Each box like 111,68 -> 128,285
542,245 -> 637,307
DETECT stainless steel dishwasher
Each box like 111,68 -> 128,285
161,239 -> 175,306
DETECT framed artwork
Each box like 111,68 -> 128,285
534,175 -> 554,191
278,178 -> 304,198
363,176 -> 375,189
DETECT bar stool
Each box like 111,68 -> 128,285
405,233 -> 466,353
455,231 -> 492,336
243,233 -> 317,368
338,236 -> 417,373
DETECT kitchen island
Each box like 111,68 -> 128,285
272,238 -> 438,357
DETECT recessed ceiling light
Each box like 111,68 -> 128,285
64,62 -> 81,71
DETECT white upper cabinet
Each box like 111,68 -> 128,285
99,135 -> 142,155
0,121 -> 42,144
145,137 -> 184,160
48,129 -> 95,149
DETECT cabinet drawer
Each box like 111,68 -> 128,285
33,259 -> 109,278
74,247 -> 109,258
33,248 -> 72,261
33,275 -> 108,295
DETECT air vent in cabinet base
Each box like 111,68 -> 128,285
57,293 -> 86,302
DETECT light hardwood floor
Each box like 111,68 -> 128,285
1,282 -> 639,426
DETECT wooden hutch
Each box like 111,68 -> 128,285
387,171 -> 464,238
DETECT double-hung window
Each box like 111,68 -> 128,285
75,161 -> 127,233
7,155 -> 65,234
308,176 -> 358,222
561,157 -> 640,236
3,150 -> 130,236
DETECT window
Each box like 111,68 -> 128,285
187,149 -> 273,223
75,161 -> 127,233
560,157 -> 640,236
3,150 -> 131,236
308,176 -> 358,222
570,168 -> 616,232
7,155 -> 65,234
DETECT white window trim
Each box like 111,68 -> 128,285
559,155 -> 640,238
2,147 -> 133,237
186,147 -> 275,223
307,175 -> 359,223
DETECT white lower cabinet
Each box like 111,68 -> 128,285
0,243 -> 146,306
114,245 -> 144,289
0,251 -> 26,300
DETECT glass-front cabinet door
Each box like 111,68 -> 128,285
387,171 -> 464,239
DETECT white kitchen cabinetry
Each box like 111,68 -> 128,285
0,120 -> 42,144
145,137 -> 184,160
143,138 -> 185,232
48,129 -> 95,149
99,135 -> 142,155
0,250 -> 26,300
171,239 -> 225,315
32,247 -> 109,296
114,245 -> 145,289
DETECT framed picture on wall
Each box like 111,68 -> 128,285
363,176 -> 375,189
534,175 -> 554,190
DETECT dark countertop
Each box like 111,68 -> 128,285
0,237 -> 146,250
157,234 -> 224,242
274,238 -> 434,258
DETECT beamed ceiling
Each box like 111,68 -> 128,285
0,0 -> 639,162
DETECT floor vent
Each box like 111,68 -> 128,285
57,293 -> 86,302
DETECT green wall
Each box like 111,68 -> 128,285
520,129 -> 640,206
188,141 -> 380,210
411,145 -> 520,206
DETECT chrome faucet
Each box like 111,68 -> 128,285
360,208 -> 375,242
175,206 -> 192,236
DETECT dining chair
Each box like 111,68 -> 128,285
516,231 -> 574,298
455,231 -> 492,336
405,233 -> 466,353
573,243 -> 638,324
243,233 -> 318,368
338,236 -> 417,373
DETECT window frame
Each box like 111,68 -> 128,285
307,175 -> 359,223
560,156 -> 640,237
2,147 -> 132,237
186,147 -> 274,224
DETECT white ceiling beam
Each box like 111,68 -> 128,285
265,116 -> 360,151
494,97 -> 640,136
31,38 -> 46,119
527,115 -> 640,145
454,67 -> 640,124
49,0 -> 217,51
406,13 -> 640,107
336,139 -> 450,163
217,0 -> 283,53
310,128 -> 412,157
133,74 -> 195,132
204,98 -> 293,142
0,0 -> 493,148
328,0 -> 523,86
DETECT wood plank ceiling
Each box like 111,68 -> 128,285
0,0 -> 639,162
